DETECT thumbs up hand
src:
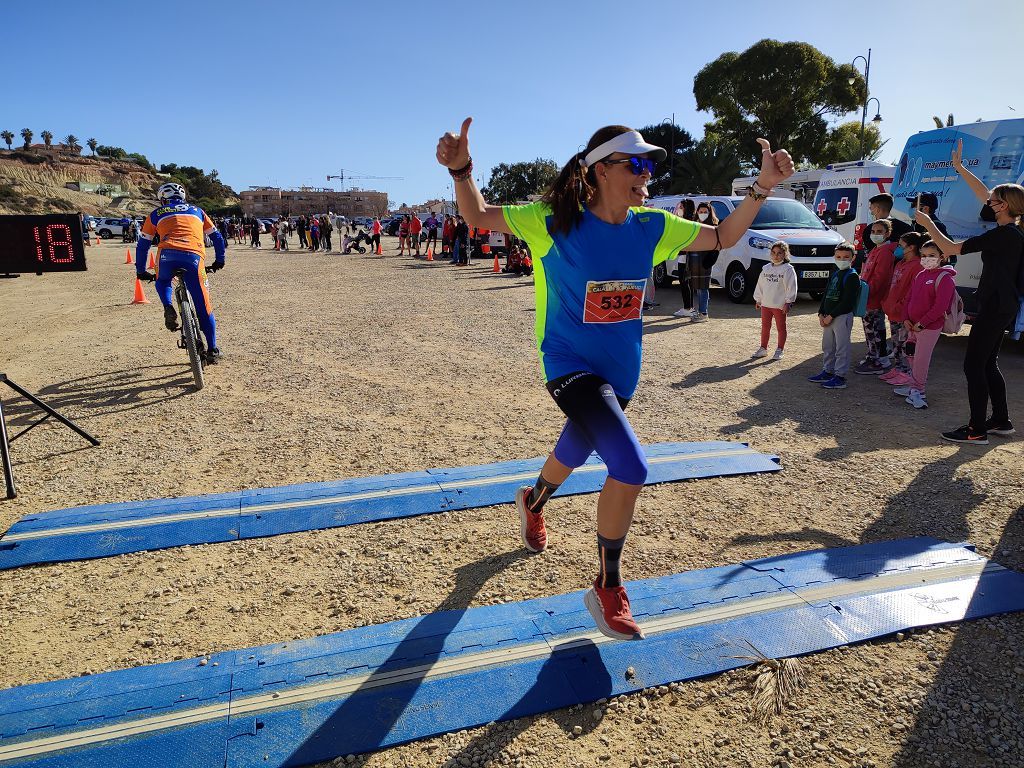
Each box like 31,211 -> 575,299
755,138 -> 795,190
437,117 -> 473,171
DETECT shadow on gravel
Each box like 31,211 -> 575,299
2,365 -> 194,425
287,549 -> 532,765
670,361 -> 762,390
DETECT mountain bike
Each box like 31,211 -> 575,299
172,267 -> 209,391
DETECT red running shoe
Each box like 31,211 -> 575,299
515,485 -> 547,553
584,578 -> 645,641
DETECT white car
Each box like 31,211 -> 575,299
93,217 -> 132,238
645,195 -> 845,302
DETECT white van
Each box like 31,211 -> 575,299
810,160 -> 895,252
646,195 -> 845,303
889,118 -> 1024,318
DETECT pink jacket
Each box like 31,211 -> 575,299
860,242 -> 896,311
881,255 -> 923,322
907,267 -> 957,330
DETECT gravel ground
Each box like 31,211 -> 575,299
0,236 -> 1021,768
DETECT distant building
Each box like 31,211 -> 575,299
239,187 -> 388,218
27,143 -> 82,160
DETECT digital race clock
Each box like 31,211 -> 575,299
0,214 -> 87,275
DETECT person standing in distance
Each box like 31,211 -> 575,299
436,117 -> 794,640
136,182 -> 226,362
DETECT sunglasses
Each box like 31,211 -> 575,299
986,198 -> 1005,207
600,156 -> 658,176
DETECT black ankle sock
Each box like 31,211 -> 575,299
597,533 -> 626,588
526,476 -> 560,515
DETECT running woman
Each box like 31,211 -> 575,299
436,118 -> 794,640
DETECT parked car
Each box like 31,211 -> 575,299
645,195 -> 844,302
94,217 -> 133,238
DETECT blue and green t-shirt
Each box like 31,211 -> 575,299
502,202 -> 700,399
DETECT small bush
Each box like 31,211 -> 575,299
0,183 -> 21,203
47,197 -> 76,211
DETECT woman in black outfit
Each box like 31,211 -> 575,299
671,198 -> 696,318
916,139 -> 1023,445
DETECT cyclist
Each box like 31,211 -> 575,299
136,182 -> 226,362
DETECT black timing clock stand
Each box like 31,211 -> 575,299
0,374 -> 99,499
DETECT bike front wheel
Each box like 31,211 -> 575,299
179,296 -> 205,391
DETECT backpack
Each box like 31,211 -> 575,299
845,270 -> 870,318
935,270 -> 966,334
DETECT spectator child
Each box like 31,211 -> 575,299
442,214 -> 454,256
752,241 -> 798,360
879,231 -> 926,384
808,243 -> 860,389
398,215 -> 410,255
854,219 -> 897,374
898,241 -> 957,410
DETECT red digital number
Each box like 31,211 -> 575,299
47,223 -> 75,263
34,226 -> 44,262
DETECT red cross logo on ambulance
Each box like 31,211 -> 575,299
836,197 -> 851,216
816,199 -> 828,217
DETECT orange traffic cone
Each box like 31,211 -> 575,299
131,278 -> 150,305
492,253 -> 500,273
376,243 -> 383,255
124,247 -> 132,264
426,247 -> 434,261
147,252 -> 156,269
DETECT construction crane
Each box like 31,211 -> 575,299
326,170 -> 403,190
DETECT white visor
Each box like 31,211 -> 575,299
582,130 -> 667,168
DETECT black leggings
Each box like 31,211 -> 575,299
545,372 -> 648,485
963,308 -> 1016,427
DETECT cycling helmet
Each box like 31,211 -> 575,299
157,182 -> 186,202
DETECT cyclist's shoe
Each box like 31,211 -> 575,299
163,305 -> 179,331
584,578 -> 645,641
515,485 -> 547,553
205,347 -> 222,365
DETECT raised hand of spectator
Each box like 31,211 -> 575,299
951,138 -> 964,173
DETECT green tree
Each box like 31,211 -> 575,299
818,121 -> 886,164
671,137 -> 744,195
481,158 -> 559,204
637,122 -> 695,196
64,134 -> 81,153
20,128 -> 33,148
96,145 -> 127,159
1,131 -> 13,150
87,138 -> 97,155
40,130 -> 53,147
694,39 -> 865,166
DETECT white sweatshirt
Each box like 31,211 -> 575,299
753,261 -> 798,309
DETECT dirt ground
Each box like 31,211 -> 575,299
0,236 -> 1022,768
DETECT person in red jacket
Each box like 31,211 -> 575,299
879,231 -> 926,386
896,241 -> 957,410
409,214 -> 423,257
854,220 -> 897,375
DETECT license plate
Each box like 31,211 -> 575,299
802,270 -> 830,279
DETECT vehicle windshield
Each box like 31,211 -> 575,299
729,198 -> 828,230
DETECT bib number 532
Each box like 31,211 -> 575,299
583,279 -> 647,323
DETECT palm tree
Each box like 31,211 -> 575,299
40,130 -> 53,147
932,114 -> 954,129
64,134 -> 80,153
1,131 -> 13,151
20,128 -> 33,148
672,138 -> 743,195
87,138 -> 97,156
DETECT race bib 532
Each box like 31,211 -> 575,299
582,279 -> 646,323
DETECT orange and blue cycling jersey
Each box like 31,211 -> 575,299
139,202 -> 217,259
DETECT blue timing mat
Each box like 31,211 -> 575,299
0,441 -> 779,570
1,537 -> 1022,768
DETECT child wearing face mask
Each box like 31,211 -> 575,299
808,243 -> 860,389
896,242 -> 956,409
752,241 -> 798,360
854,219 -> 897,375
879,232 -> 926,385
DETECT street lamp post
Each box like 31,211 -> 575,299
850,50 -> 881,161
661,112 -> 676,189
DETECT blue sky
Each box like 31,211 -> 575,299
5,1 -> 1020,208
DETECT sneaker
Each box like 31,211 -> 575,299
887,372 -> 915,386
698,313 -> 710,322
584,578 -> 645,641
984,418 -> 1016,436
690,309 -> 700,320
672,308 -> 691,318
205,346 -> 222,364
941,425 -> 988,445
751,347 -> 768,359
821,375 -> 847,389
892,385 -> 912,397
772,348 -> 784,361
854,360 -> 884,375
807,370 -> 833,383
515,485 -> 547,553
906,389 -> 928,409
163,305 -> 179,331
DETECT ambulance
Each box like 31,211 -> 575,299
888,118 -> 1024,317
809,160 -> 895,252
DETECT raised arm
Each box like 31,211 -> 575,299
951,138 -> 990,204
436,117 -> 508,232
688,138 -> 795,252
914,210 -> 962,255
